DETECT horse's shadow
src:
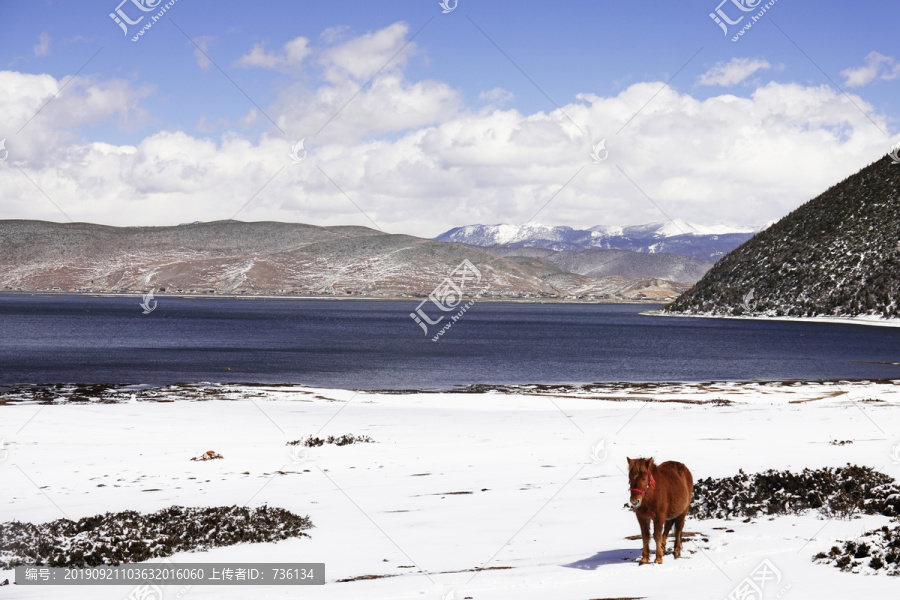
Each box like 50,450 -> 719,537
563,548 -> 642,570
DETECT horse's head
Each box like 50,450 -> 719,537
626,457 -> 655,509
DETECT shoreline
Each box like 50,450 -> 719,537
2,378 -> 898,404
0,290 -> 664,305
644,309 -> 900,329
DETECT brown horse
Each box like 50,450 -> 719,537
626,457 -> 693,565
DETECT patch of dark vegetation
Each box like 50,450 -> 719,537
0,383 -> 124,404
455,380 -> 900,396
286,434 -> 374,447
0,383 -> 320,405
694,466 -> 900,575
814,524 -> 900,575
830,440 -> 854,446
190,450 -> 224,461
691,465 -> 900,521
0,505 -> 312,569
435,565 -> 513,574
450,382 -> 735,404
336,573 -> 397,582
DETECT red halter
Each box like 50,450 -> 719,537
628,471 -> 655,495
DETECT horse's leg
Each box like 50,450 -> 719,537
637,514 -> 651,565
653,516 -> 665,564
673,513 -> 687,559
661,519 -> 673,555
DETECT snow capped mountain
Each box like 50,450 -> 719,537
438,223 -> 581,247
593,219 -> 760,238
435,220 -> 763,261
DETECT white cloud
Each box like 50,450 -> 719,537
250,24 -> 458,143
33,32 -> 51,57
235,36 -> 311,72
0,70 -> 151,166
841,51 -> 900,87
317,22 -> 413,84
319,26 -> 350,44
191,36 -> 216,70
269,71 -> 461,143
235,23 -> 442,141
697,58 -> 770,86
0,23 -> 895,238
478,87 -> 514,106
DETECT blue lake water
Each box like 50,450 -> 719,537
0,294 -> 897,389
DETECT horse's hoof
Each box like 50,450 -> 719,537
655,558 -> 664,564
639,559 -> 649,565
674,551 -> 681,559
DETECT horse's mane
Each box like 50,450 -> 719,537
629,457 -> 653,479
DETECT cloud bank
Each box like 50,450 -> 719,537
0,24 -> 895,238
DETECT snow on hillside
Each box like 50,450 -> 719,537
441,220 -> 759,244
646,219 -> 759,238
2,381 -> 899,599
435,221 -> 763,261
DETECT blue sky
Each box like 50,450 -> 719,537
1,0 -> 898,235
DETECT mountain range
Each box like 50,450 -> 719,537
665,153 -> 900,319
476,246 -> 712,284
434,220 -> 763,261
0,220 -> 695,302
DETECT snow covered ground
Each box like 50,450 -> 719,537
2,380 -> 900,599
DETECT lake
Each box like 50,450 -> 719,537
0,294 -> 897,389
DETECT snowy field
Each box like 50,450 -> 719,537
2,380 -> 900,599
